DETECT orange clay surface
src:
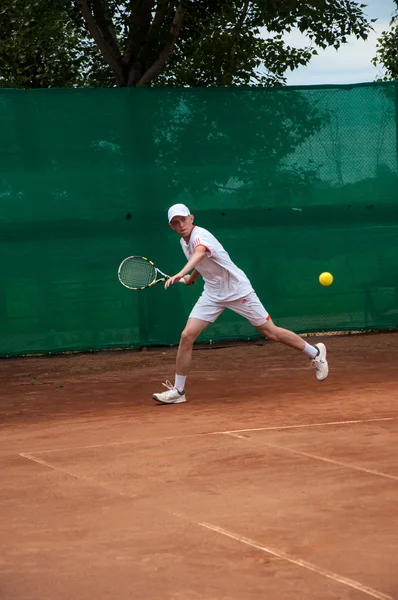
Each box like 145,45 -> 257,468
1,332 -> 397,600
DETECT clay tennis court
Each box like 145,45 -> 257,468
1,331 -> 397,600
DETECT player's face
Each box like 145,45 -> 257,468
169,215 -> 194,238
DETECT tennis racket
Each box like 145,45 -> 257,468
118,256 -> 187,290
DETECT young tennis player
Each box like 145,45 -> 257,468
152,204 -> 328,404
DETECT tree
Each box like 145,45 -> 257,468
373,1 -> 398,81
0,0 -> 372,89
149,87 -> 328,205
0,0 -> 85,88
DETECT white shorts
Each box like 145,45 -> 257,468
189,291 -> 270,327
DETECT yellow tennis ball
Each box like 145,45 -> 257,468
319,272 -> 333,286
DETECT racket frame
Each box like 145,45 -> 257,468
118,255 -> 172,290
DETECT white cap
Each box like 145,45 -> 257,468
167,203 -> 191,223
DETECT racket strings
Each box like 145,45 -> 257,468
119,258 -> 157,289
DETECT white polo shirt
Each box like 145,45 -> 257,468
180,226 -> 253,302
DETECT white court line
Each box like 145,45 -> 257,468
222,431 -> 398,482
19,452 -> 94,481
19,452 -> 137,498
199,523 -> 393,600
20,417 -> 395,455
22,434 -> 203,455
19,438 -> 395,599
257,442 -> 398,483
214,417 -> 394,436
225,432 -> 247,440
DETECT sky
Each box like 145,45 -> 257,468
278,0 -> 396,86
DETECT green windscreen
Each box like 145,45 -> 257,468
1,82 -> 397,357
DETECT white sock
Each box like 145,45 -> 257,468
303,342 -> 318,359
174,374 -> 186,393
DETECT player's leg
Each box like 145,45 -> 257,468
175,318 -> 209,377
256,317 -> 306,350
152,297 -> 224,404
256,318 -> 328,381
152,319 -> 210,404
228,292 -> 328,381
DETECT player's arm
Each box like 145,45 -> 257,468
183,269 -> 201,286
165,246 -> 206,289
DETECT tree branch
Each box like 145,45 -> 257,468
136,3 -> 185,86
147,0 -> 170,39
92,0 -> 120,55
221,0 -> 250,85
124,0 -> 156,67
231,0 -> 250,57
126,0 -> 170,85
76,0 -> 124,85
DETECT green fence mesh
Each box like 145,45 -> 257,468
1,82 -> 398,357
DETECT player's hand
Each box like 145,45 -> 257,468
165,273 -> 183,289
183,275 -> 194,286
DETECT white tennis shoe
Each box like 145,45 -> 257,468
312,343 -> 329,381
152,381 -> 186,404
